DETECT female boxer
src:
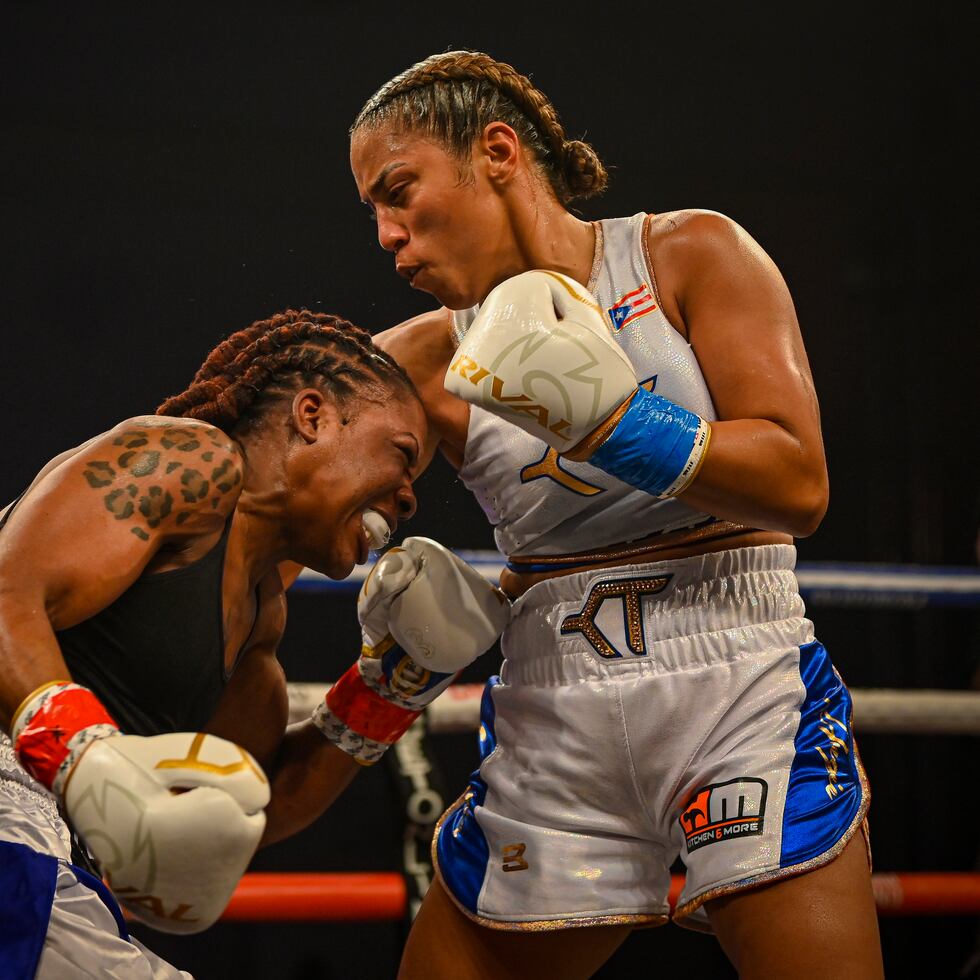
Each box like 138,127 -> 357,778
0,309 -> 505,977
350,51 -> 884,980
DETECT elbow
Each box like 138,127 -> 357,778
784,476 -> 829,539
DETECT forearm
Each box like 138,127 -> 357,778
677,418 -> 829,537
0,598 -> 74,730
259,720 -> 361,847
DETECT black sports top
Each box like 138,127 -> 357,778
1,496 -> 237,736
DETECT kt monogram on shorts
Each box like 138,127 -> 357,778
560,575 -> 672,659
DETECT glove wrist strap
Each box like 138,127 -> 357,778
586,386 -> 712,498
12,682 -> 119,793
313,664 -> 419,765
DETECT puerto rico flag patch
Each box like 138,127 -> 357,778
607,283 -> 657,331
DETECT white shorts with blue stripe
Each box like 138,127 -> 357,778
434,544 -> 869,932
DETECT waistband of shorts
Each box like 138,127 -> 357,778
501,545 -> 809,683
512,543 -> 797,613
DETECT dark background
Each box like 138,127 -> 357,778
2,2 -> 977,977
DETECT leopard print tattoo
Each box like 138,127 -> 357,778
84,420 -> 242,543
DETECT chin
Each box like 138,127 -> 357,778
425,280 -> 474,311
302,547 -> 356,582
319,556 -> 356,581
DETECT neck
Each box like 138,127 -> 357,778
226,434 -> 292,588
504,184 -> 596,289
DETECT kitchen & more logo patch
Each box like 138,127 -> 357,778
681,778 -> 768,853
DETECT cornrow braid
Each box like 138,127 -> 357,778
157,309 -> 416,434
352,50 -> 608,204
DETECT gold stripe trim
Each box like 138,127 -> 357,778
9,679 -> 71,737
586,220 -> 604,294
508,520 -> 751,568
640,213 -> 665,314
563,391 -> 637,462
537,270 -> 602,316
663,419 -> 712,499
683,420 -> 712,488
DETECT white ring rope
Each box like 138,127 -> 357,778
287,683 -> 980,737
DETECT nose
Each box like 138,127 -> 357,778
377,211 -> 408,253
395,482 -> 417,521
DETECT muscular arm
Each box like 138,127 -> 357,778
653,212 -> 829,536
0,417 -> 242,729
203,573 -> 360,847
374,309 -> 469,470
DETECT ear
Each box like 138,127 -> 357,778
290,388 -> 342,444
478,122 -> 521,187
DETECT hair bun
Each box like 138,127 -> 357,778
561,139 -> 609,201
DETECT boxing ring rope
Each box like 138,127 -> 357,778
292,554 -> 980,609
269,557 -> 980,924
219,871 -> 980,920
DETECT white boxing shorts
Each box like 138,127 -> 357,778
434,545 -> 869,931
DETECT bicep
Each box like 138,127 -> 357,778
677,216 -> 822,441
205,578 -> 288,767
0,461 -> 170,627
375,309 -> 467,465
0,422 -> 240,628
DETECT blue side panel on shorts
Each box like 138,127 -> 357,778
71,861 -> 129,940
0,839 -> 58,979
436,676 -> 499,913
780,641 -> 863,867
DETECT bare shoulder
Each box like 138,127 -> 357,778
63,415 -> 245,537
648,209 -> 763,260
647,210 -> 784,331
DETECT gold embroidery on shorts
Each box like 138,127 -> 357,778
816,697 -> 851,800
502,843 -> 529,872
560,576 -> 672,658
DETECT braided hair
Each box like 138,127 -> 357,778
157,309 -> 416,434
351,50 -> 608,205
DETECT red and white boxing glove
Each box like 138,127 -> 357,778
11,682 -> 269,934
313,538 -> 511,764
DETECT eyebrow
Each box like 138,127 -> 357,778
364,162 -> 407,203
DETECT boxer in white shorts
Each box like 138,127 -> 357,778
436,545 -> 868,931
351,49 -> 883,979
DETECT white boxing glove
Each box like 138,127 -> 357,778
445,270 -> 638,455
360,537 -> 511,674
11,681 -> 268,934
312,539 -> 511,764
64,732 -> 268,934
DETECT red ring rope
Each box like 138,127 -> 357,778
219,872 -> 980,921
